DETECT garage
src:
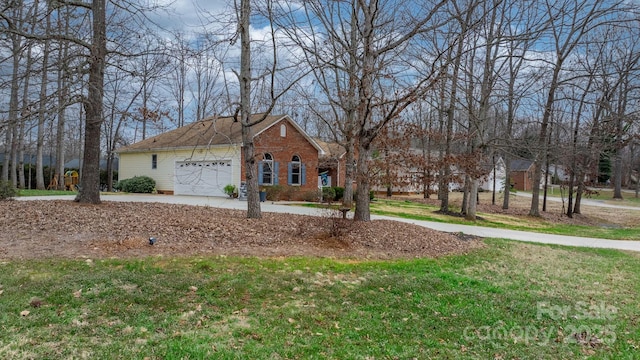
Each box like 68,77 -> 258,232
174,160 -> 232,197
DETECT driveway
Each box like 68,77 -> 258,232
18,194 -> 640,252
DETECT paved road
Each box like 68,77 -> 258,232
513,191 -> 640,211
18,194 -> 640,252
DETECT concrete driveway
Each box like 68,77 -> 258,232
17,193 -> 640,252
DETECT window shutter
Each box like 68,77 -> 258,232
274,162 -> 279,184
287,162 -> 293,185
301,164 -> 307,185
258,161 -> 264,185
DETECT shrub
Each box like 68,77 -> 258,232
115,176 -> 156,193
322,187 -> 336,202
223,184 -> 237,197
280,185 -> 299,201
264,185 -> 283,201
332,186 -> 344,201
301,189 -> 321,202
0,180 -> 17,200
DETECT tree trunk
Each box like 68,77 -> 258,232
465,179 -> 478,221
613,148 -> 623,199
36,28 -> 50,190
239,0 -> 261,219
354,141 -> 372,221
461,175 -> 470,215
17,121 -> 25,189
566,172 -> 575,218
439,31 -> 464,213
574,180 -> 583,214
530,65 -> 561,216
342,137 -> 356,208
76,0 -> 106,204
2,128 -> 10,182
502,156 -> 511,209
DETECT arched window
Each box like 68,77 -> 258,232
259,153 -> 278,185
288,155 -> 306,186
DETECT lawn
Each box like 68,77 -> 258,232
17,189 -> 76,196
367,197 -> 640,240
1,241 -> 638,359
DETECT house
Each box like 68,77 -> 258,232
116,114 -> 326,199
509,159 -> 535,191
0,153 -> 57,167
479,157 -> 507,192
64,158 -> 119,171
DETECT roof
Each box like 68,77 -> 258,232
64,158 -> 119,170
117,114 -> 324,154
0,153 -> 56,167
510,159 -> 534,172
314,138 -> 346,159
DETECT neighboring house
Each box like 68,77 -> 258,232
509,159 -> 535,191
0,153 -> 57,167
64,158 -> 119,171
479,157 -> 507,192
116,114 -> 326,199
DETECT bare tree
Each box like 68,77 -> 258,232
528,0 -> 632,216
277,0 -> 451,220
232,0 -> 309,218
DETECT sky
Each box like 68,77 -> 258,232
154,0 -> 230,31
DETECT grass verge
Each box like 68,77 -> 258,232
369,199 -> 640,240
17,189 -> 76,196
1,242 -> 638,359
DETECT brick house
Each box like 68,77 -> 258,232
117,114 -> 326,199
509,159 -> 535,191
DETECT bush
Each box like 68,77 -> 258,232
115,176 -> 156,193
264,185 -> 283,201
332,186 -> 344,201
0,180 -> 17,200
322,187 -> 336,202
224,184 -> 237,197
280,185 -> 299,201
301,190 -> 321,202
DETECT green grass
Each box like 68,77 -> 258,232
369,199 -> 640,240
17,189 -> 76,196
522,189 -> 640,204
17,189 -> 126,196
1,242 -> 638,359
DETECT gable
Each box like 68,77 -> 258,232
116,114 -> 319,154
253,118 -> 321,160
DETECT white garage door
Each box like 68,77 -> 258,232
174,160 -> 232,197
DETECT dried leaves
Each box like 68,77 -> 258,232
0,200 -> 482,260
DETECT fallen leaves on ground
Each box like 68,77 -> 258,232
0,200 -> 483,260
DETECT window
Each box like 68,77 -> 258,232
151,154 -> 157,169
280,124 -> 286,137
288,155 -> 306,186
259,153 -> 278,185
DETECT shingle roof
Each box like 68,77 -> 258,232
510,159 -> 534,172
314,138 -> 346,159
116,114 -> 289,153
